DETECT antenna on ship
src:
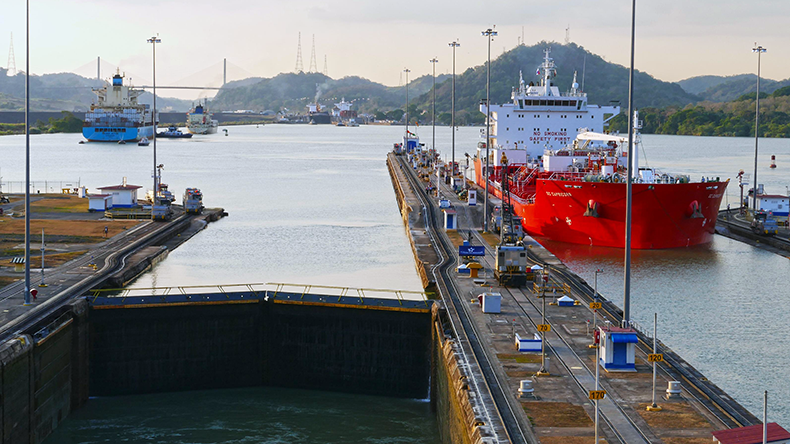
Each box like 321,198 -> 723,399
7,33 -> 16,76
294,32 -> 304,73
308,34 -> 318,73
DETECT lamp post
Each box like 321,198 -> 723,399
148,35 -> 161,203
23,0 -> 31,305
449,41 -> 460,188
622,0 -> 636,328
404,68 -> 410,142
752,44 -> 766,213
430,57 -> 438,194
482,28 -> 497,233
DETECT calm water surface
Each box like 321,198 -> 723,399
2,127 -> 790,435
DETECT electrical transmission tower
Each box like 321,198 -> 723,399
308,35 -> 317,73
565,25 -> 570,45
294,32 -> 304,73
7,33 -> 16,76
323,55 -> 328,76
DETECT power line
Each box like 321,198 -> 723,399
295,32 -> 304,73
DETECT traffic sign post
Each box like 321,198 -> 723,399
594,344 -> 601,443
647,312 -> 663,412
537,265 -> 550,376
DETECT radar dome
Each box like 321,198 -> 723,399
572,82 -> 579,90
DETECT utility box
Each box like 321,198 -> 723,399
468,189 -> 477,206
598,326 -> 638,372
443,209 -> 457,231
515,333 -> 542,352
481,292 -> 501,313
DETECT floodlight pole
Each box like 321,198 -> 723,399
431,57 -> 438,194
752,44 -> 766,213
482,28 -> 497,232
404,68 -> 410,140
622,0 -> 636,328
23,0 -> 31,305
148,36 -> 161,203
449,41 -> 460,189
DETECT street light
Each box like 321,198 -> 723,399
23,0 -> 31,305
449,41 -> 460,188
752,43 -> 767,213
148,35 -> 161,203
482,27 -> 497,233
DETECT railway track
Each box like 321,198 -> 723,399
395,155 -> 533,444
0,214 -> 194,341
453,192 -> 757,439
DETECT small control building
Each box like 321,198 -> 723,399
98,177 -> 141,208
598,326 -> 638,372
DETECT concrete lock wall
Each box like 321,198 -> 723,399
0,299 -> 90,444
89,299 -> 433,399
431,305 -> 489,444
0,297 -> 487,443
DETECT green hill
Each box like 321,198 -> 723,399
0,68 -> 193,112
677,74 -> 790,102
407,42 -> 699,125
211,72 -> 449,114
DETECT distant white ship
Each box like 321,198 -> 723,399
186,102 -> 219,135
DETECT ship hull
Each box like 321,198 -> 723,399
308,113 -> 332,124
186,123 -> 218,135
83,126 -> 154,142
475,159 -> 728,249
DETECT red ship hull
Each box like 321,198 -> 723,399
475,159 -> 728,249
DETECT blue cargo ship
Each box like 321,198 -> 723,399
83,71 -> 156,142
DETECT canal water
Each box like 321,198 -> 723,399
1,126 -> 789,438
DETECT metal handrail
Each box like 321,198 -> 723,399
88,282 -> 429,303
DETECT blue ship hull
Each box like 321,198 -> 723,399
83,126 -> 155,142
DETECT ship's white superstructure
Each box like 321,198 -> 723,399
186,102 -> 219,135
83,70 -> 156,142
477,48 -> 620,168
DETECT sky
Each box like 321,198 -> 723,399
1,0 -> 789,100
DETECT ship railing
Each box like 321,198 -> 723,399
545,172 -> 587,181
86,282 -> 430,307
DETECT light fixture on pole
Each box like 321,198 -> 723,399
449,41 -> 460,186
23,0 -> 31,305
147,35 -> 161,204
482,27 -> 497,233
622,0 -> 636,328
404,68 -> 410,142
752,43 -> 766,213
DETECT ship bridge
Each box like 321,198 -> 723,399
479,48 -> 620,164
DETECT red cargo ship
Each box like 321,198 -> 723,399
473,49 -> 728,249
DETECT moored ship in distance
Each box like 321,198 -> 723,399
473,49 -> 728,249
186,101 -> 219,134
307,102 -> 331,124
83,71 -> 155,142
